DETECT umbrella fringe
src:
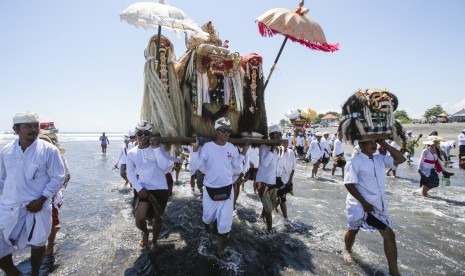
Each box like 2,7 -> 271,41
257,22 -> 339,52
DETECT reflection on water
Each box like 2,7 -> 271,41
2,124 -> 465,275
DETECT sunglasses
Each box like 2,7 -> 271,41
136,130 -> 152,136
217,128 -> 232,134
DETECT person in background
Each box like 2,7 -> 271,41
418,136 -> 454,197
332,132 -> 346,177
256,125 -> 281,233
343,139 -> 406,276
114,134 -> 131,187
386,139 -> 401,178
403,130 -> 422,164
37,132 -> 71,256
458,129 -> 465,159
276,139 -> 296,225
0,112 -> 65,276
99,132 -> 110,154
305,132 -> 324,178
439,140 -> 456,165
243,146 -> 259,194
320,131 -> 332,170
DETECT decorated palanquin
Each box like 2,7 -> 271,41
141,34 -> 187,137
338,88 -> 405,144
239,53 -> 268,138
176,21 -> 268,138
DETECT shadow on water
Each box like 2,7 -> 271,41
124,196 -> 316,276
15,254 -> 57,276
427,195 -> 465,206
352,257 -> 389,276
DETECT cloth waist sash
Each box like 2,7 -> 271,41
423,158 -> 442,173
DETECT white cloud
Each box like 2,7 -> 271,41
442,98 -> 465,114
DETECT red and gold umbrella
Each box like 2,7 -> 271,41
256,0 -> 339,89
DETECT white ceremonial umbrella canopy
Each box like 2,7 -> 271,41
120,1 -> 208,38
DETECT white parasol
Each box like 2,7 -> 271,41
120,1 -> 208,66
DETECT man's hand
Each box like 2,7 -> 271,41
191,136 -> 200,152
138,188 -> 148,199
362,201 -> 374,212
26,196 -> 47,213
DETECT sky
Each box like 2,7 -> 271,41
1,0 -> 465,132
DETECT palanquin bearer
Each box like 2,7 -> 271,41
0,112 -> 65,276
338,89 -> 406,276
190,117 -> 249,259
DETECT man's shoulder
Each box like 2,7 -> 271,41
0,140 -> 17,155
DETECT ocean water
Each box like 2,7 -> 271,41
1,125 -> 464,276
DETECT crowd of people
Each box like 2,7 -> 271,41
1,111 -> 464,275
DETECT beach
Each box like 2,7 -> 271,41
1,123 -> 465,275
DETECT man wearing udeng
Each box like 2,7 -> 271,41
0,112 -> 65,276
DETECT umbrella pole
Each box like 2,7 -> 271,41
155,25 -> 162,72
264,37 -> 288,91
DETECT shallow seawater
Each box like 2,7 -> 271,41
1,124 -> 464,275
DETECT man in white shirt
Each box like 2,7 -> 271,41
0,112 -> 65,276
276,140 -> 296,224
305,132 -> 324,178
458,129 -> 465,159
320,131 -> 332,170
256,125 -> 281,233
343,139 -> 406,276
114,134 -> 131,187
126,121 -> 173,252
243,146 -> 259,194
331,132 -> 346,177
295,133 -> 304,159
190,117 -> 248,259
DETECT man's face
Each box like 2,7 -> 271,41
359,140 -> 378,155
324,134 -> 329,139
270,132 -> 282,139
14,123 -> 39,143
216,127 -> 232,142
136,129 -> 152,146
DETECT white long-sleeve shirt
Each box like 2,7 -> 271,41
0,139 -> 65,205
332,138 -> 344,157
277,149 -> 296,184
247,147 -> 259,168
126,146 -> 172,192
321,138 -> 331,158
306,139 -> 323,159
190,141 -> 245,188
256,145 -> 279,184
459,133 -> 465,146
114,144 -> 129,167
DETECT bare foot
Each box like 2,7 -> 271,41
343,250 -> 353,263
140,232 -> 149,249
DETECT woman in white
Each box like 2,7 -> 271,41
418,136 -> 453,196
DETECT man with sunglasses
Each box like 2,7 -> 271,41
190,117 -> 249,260
126,121 -> 173,252
0,112 -> 65,276
256,124 -> 282,233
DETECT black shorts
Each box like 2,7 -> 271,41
365,212 -> 387,230
245,168 -> 258,181
138,190 -> 169,219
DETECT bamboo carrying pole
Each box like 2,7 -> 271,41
150,137 -> 284,146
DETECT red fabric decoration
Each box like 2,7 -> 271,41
257,22 -> 339,52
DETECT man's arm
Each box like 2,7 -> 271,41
344,183 -> 373,212
378,140 -> 406,166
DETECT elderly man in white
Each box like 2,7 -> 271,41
458,129 -> 465,159
343,139 -> 406,276
0,112 -> 65,276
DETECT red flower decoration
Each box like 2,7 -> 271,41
202,55 -> 212,67
223,60 -> 233,70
